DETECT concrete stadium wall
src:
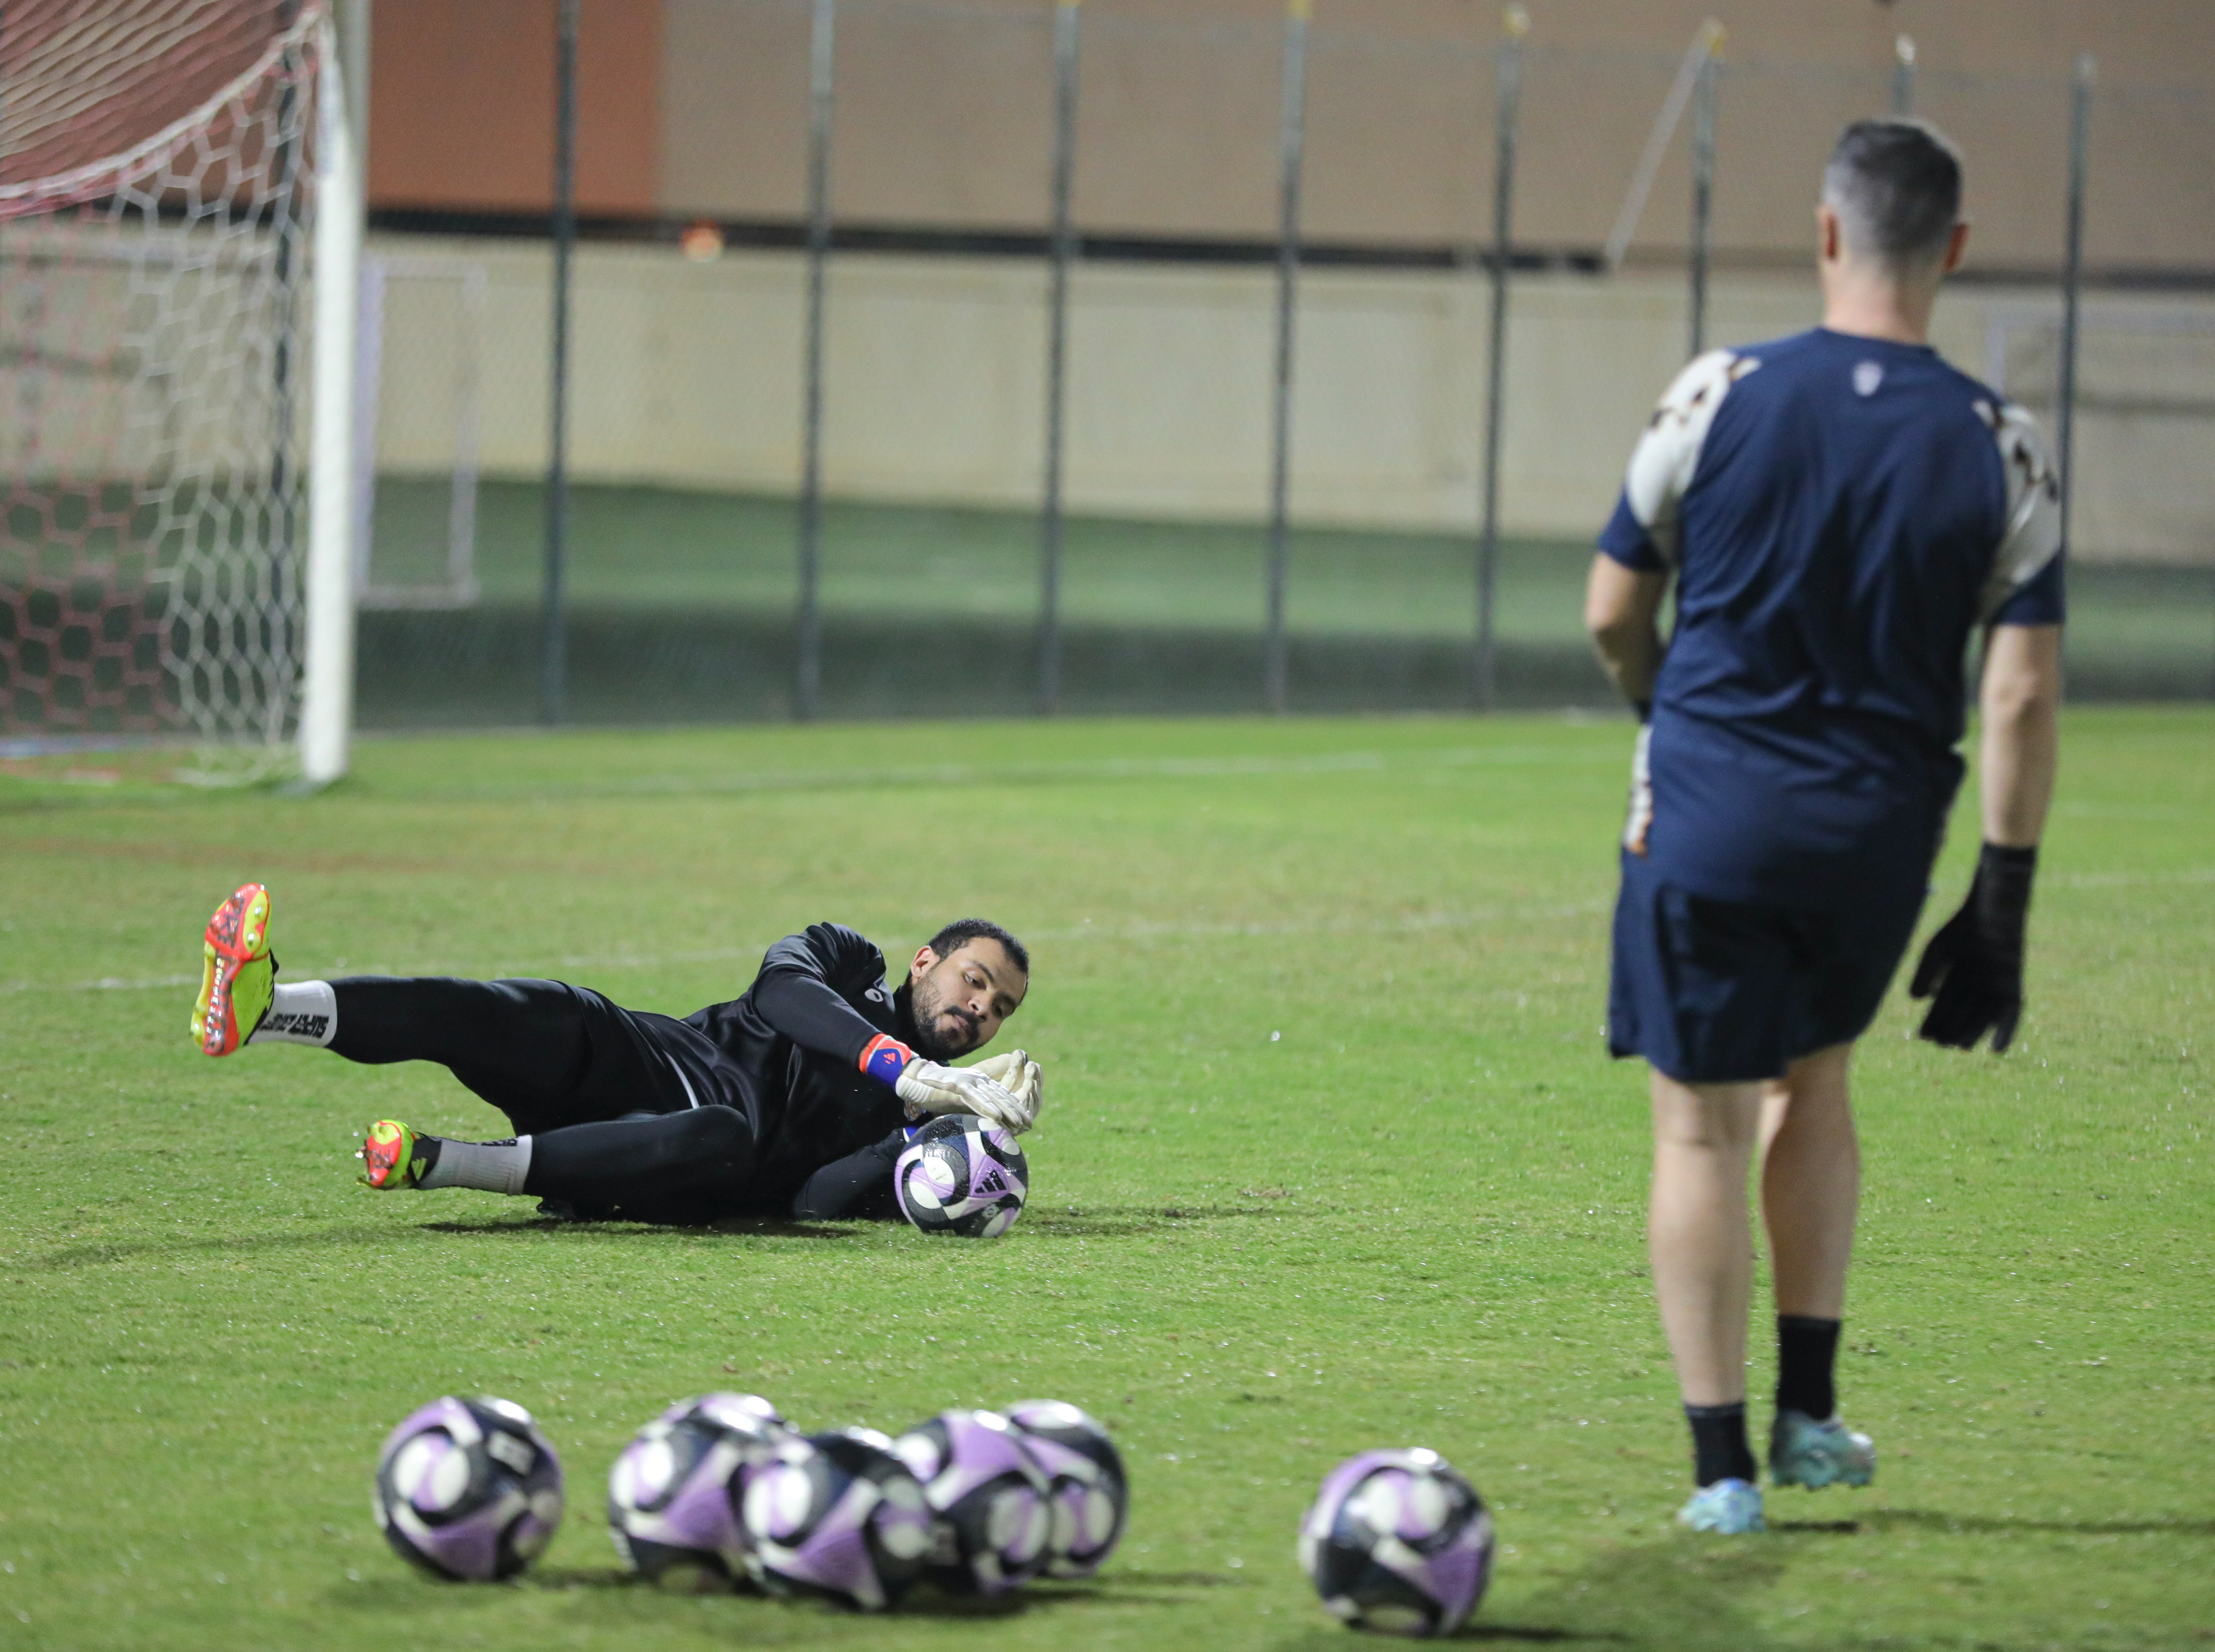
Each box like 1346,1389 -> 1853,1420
368,0 -> 2215,275
366,234 -> 2215,564
654,0 -> 2215,273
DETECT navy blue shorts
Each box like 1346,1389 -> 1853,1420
1606,851 -> 1927,1084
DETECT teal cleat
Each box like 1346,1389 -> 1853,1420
1769,1410 -> 1876,1490
1676,1478 -> 1765,1534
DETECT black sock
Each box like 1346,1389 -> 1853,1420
1683,1402 -> 1756,1487
1775,1315 -> 1842,1420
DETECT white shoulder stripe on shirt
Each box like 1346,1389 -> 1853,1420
1620,348 -> 1761,566
1973,397 -> 2064,624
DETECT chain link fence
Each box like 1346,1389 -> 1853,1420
351,0 -> 2215,726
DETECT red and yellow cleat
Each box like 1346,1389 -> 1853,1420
190,882 -> 274,1057
359,1119 -> 427,1190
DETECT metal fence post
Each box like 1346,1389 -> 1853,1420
1687,31 -> 1718,361
1892,33 -> 1916,116
1263,0 -> 1310,715
269,17 -> 303,751
541,0 -> 578,726
1476,5 -> 1526,712
1038,0 -> 1081,715
2057,52 -> 2093,559
796,0 -> 835,721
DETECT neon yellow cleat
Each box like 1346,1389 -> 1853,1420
191,883 -> 274,1057
359,1119 -> 429,1190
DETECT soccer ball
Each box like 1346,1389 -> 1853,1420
607,1392 -> 793,1591
1003,1399 -> 1128,1579
1298,1449 -> 1494,1637
372,1395 -> 564,1581
740,1427 -> 934,1611
893,1408 -> 1054,1595
894,1113 -> 1029,1238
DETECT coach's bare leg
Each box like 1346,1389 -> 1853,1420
1649,1074 -> 1765,1404
1759,1043 -> 1859,1320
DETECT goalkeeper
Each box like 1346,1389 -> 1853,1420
190,892 -> 1040,1225
1587,120 -> 2062,1534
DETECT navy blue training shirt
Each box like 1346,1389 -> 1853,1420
1599,327 -> 2064,908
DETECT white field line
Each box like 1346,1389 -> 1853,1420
26,871 -> 2207,997
2045,866 -> 2215,889
29,899 -> 1611,996
394,741 -> 1628,803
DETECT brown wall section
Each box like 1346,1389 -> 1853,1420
651,0 -> 2215,270
370,0 -> 662,213
366,0 -> 2215,270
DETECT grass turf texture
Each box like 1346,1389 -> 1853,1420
1,708 -> 2211,1651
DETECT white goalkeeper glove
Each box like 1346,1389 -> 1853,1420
895,1056 -> 1036,1135
1622,720 -> 1653,857
968,1049 -> 1042,1121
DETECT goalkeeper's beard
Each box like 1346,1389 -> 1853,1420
901,977 -> 981,1062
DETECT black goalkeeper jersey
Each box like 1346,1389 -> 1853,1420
680,923 -> 918,1214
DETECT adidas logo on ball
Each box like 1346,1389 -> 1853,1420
894,1114 -> 1030,1239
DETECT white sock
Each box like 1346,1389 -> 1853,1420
249,980 -> 338,1046
416,1136 -> 533,1196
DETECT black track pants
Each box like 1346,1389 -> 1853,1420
525,1104 -> 758,1223
790,1127 -> 907,1221
328,975 -> 758,1221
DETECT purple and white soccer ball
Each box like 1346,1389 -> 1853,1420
1298,1449 -> 1494,1637
894,1113 -> 1029,1239
893,1408 -> 1054,1595
1003,1399 -> 1128,1579
606,1392 -> 793,1591
740,1427 -> 934,1611
372,1395 -> 564,1581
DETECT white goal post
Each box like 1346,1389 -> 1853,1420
303,0 -> 364,784
0,0 -> 363,780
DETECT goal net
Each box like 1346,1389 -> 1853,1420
354,254 -> 482,611
0,1 -> 329,754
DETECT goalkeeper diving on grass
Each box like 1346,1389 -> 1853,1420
190,890 -> 1039,1225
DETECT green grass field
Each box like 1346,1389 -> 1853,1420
2,708 -> 2211,1651
370,480 -> 1598,642
366,479 -> 2215,699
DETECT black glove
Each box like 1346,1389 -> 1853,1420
1909,843 -> 2037,1052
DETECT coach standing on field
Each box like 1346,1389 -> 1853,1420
1585,120 -> 2063,1534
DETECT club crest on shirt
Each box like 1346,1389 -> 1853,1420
1853,361 -> 1884,397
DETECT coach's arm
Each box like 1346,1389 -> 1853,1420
1584,555 -> 1670,715
1979,623 -> 2060,848
1909,622 -> 2062,1052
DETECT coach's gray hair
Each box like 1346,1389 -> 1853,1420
1822,118 -> 1964,270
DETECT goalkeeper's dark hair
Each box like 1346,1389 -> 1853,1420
928,918 -> 1030,976
1822,118 -> 1963,270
